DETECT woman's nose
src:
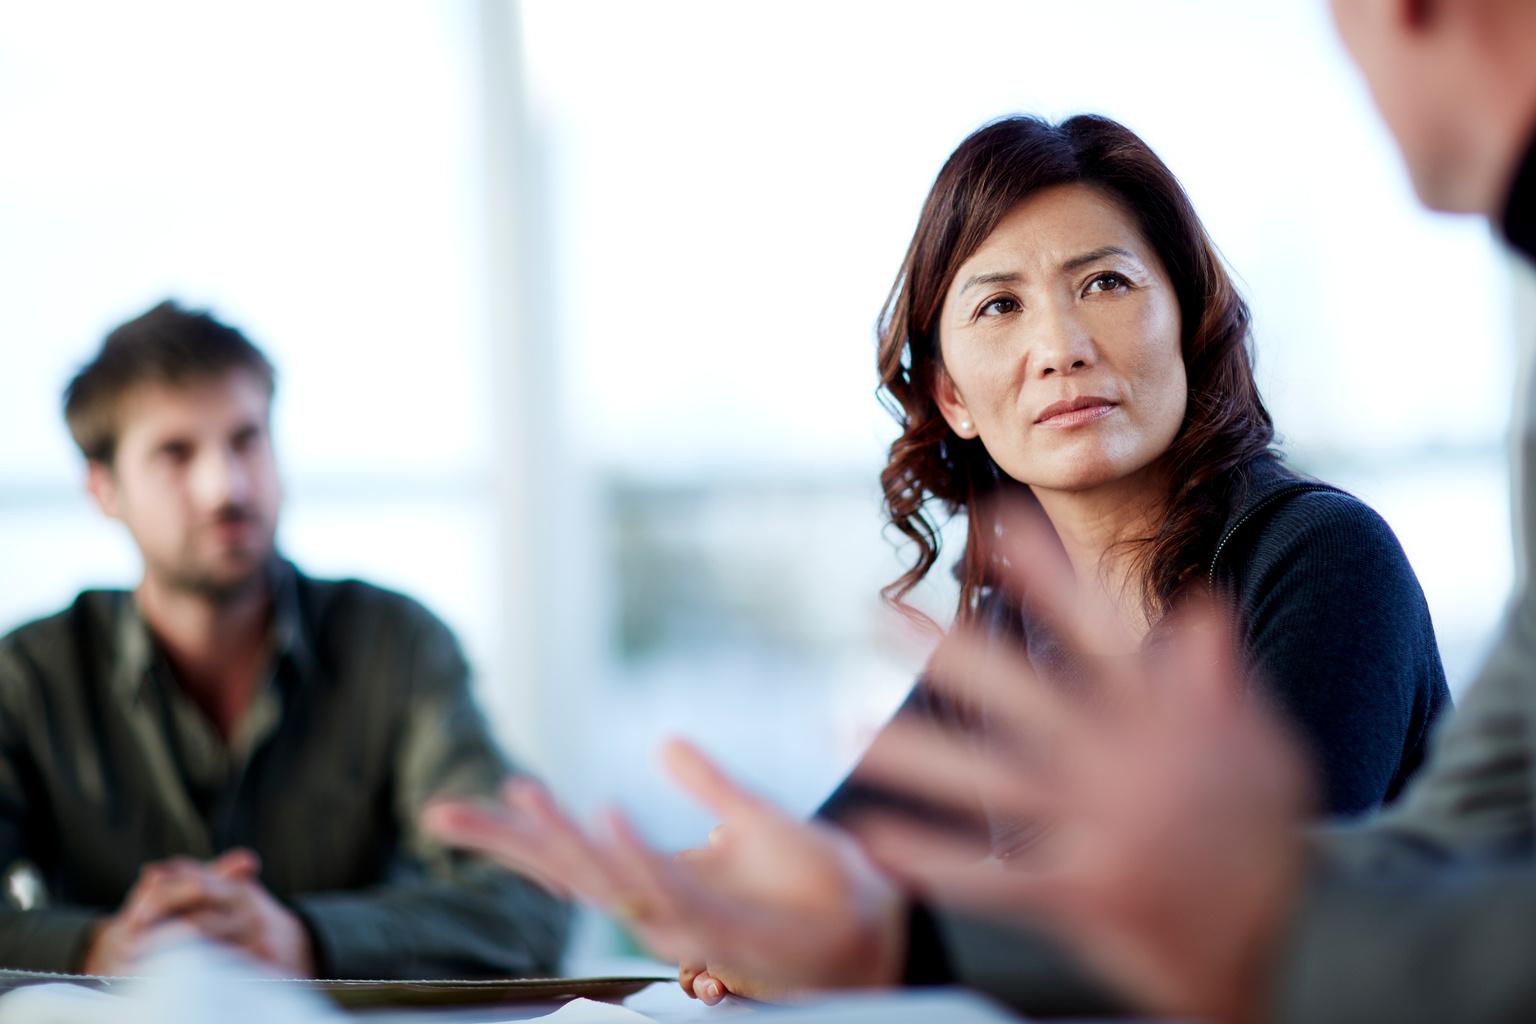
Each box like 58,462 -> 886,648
1033,305 -> 1094,377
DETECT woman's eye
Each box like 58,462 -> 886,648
1085,272 -> 1127,294
979,297 -> 1018,317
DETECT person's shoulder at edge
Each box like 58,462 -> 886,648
0,589 -> 126,648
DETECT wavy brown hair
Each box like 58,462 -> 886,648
878,114 -> 1279,622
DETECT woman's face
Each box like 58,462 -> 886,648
935,183 -> 1187,496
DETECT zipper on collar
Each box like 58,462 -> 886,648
1207,483 -> 1336,588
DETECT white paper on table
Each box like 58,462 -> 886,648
0,982 -> 132,1024
749,989 -> 1026,1023
0,940 -> 344,1024
529,996 -> 661,1022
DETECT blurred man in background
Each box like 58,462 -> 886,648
0,301 -> 568,978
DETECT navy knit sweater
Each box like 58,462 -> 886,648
823,456 -> 1451,824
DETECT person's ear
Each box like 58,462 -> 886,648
933,365 -> 980,439
86,460 -> 123,520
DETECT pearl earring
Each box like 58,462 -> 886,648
959,420 -> 972,432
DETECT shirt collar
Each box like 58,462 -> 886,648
268,556 -> 316,679
109,555 -> 313,703
111,594 -> 156,704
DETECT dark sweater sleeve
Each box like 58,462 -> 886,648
1231,491 -> 1450,817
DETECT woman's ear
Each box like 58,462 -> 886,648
933,365 -> 979,439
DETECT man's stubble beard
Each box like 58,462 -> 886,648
160,518 -> 278,607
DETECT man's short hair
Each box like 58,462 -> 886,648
63,300 -> 276,466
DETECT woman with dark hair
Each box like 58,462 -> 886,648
423,114 -> 1456,1012
824,113 -> 1449,826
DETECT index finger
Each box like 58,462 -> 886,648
123,870 -> 232,930
925,627 -> 1076,743
659,740 -> 768,821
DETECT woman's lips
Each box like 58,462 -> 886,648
1034,395 -> 1117,427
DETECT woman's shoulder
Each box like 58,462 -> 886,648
1244,485 -> 1396,554
1220,473 -> 1448,817
1215,469 -> 1421,618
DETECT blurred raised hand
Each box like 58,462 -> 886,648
422,741 -> 907,1001
424,499 -> 1316,1023
848,502 -> 1316,1024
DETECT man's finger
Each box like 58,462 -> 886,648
692,971 -> 727,1005
602,807 -> 696,925
1156,596 -> 1243,707
123,871 -> 233,930
988,499 -> 1142,693
183,906 -> 258,946
135,857 -> 198,888
423,798 -> 558,877
853,717 -> 1057,825
925,629 -> 1076,743
854,812 -> 996,879
659,740 -> 768,822
208,847 -> 261,882
678,961 -> 706,996
422,798 -> 574,899
599,808 -> 710,965
855,814 -> 1059,913
981,492 -> 1125,658
506,785 -> 649,906
497,784 -> 685,915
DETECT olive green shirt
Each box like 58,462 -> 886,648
0,559 -> 569,978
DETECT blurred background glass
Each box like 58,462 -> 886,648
1,1 -> 1528,960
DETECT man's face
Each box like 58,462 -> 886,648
1331,0 -> 1522,214
89,371 -> 281,601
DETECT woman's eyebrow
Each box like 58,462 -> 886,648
957,271 -> 1022,296
1062,245 -> 1136,271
